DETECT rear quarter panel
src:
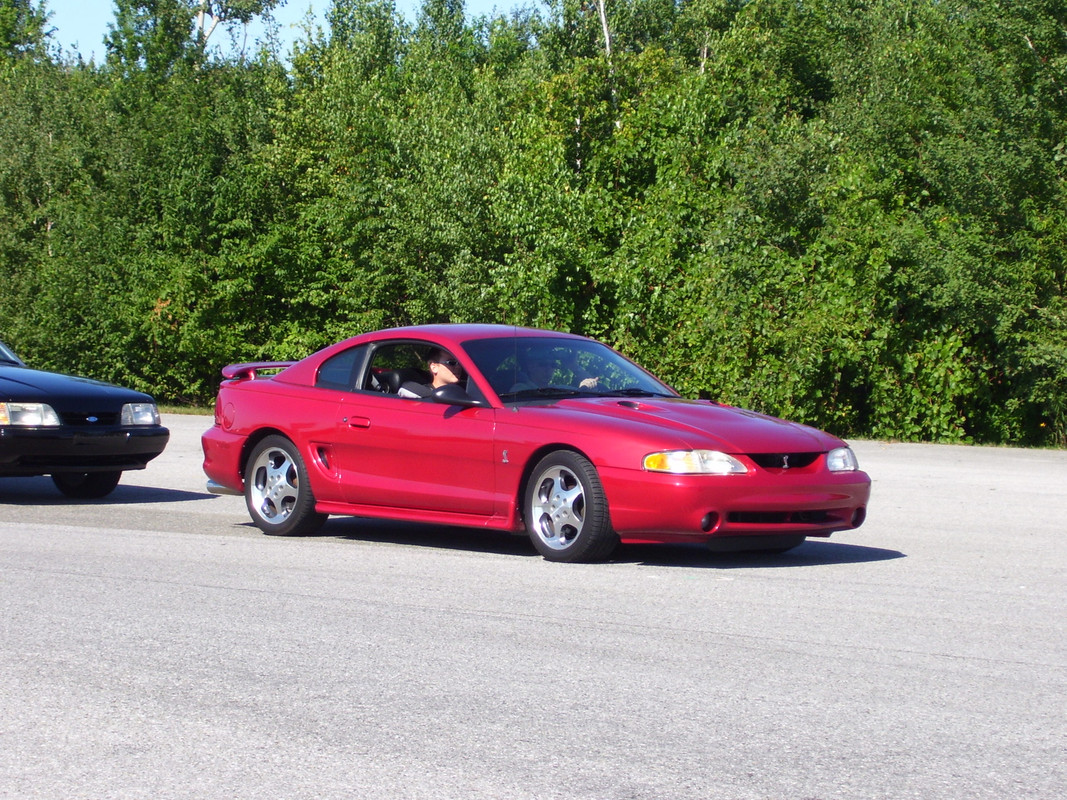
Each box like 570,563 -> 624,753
203,377 -> 346,503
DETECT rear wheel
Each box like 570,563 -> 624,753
244,435 -> 326,536
52,470 -> 122,499
524,451 -> 618,563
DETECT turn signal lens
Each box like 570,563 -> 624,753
643,450 -> 748,475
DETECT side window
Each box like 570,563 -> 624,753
366,342 -> 435,396
364,341 -> 485,403
316,345 -> 368,391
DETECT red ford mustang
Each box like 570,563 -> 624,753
202,324 -> 870,562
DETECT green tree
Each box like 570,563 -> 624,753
0,0 -> 48,59
106,0 -> 205,76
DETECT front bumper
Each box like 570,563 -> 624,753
0,425 -> 170,476
600,464 -> 871,544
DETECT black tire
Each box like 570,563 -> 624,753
523,450 -> 618,563
244,435 -> 326,536
52,471 -> 122,499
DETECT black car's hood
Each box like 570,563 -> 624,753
0,366 -> 153,413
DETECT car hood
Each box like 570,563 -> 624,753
0,366 -> 153,412
536,396 -> 844,453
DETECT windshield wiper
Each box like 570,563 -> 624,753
598,387 -> 673,398
499,387 -> 583,401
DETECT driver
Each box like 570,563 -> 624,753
398,349 -> 464,398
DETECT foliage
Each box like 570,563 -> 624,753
1,0 -> 1065,445
0,0 -> 48,59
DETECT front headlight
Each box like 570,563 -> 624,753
643,450 -> 748,475
827,446 -> 859,472
0,402 -> 62,427
121,402 -> 161,426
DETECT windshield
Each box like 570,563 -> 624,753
462,336 -> 676,403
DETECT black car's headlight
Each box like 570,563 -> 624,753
0,402 -> 62,426
121,403 -> 161,426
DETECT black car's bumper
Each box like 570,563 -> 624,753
0,425 -> 170,476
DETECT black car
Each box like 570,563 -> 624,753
1,340 -> 170,498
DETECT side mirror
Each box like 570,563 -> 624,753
431,383 -> 488,408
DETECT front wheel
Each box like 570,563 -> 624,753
524,451 -> 618,563
52,470 -> 122,499
244,435 -> 326,536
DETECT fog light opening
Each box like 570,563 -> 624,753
701,512 -> 719,533
851,507 -> 866,527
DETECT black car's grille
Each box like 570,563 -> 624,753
59,411 -> 121,426
747,452 -> 820,470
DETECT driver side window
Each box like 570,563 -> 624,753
364,342 -> 434,397
358,341 -> 488,405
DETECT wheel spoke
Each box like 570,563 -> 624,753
556,482 -> 584,529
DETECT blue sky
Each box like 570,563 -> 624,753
44,0 -> 520,61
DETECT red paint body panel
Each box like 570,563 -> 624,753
202,324 -> 870,547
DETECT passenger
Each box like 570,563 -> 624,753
508,347 -> 557,393
509,346 -> 599,393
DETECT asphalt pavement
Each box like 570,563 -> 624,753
1,414 -> 1064,799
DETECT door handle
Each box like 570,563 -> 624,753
345,416 -> 371,429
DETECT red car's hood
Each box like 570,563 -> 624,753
542,396 -> 843,453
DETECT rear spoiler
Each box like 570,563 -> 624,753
221,361 -> 296,381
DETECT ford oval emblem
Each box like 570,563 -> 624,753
87,416 -> 99,423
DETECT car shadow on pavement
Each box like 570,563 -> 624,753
614,539 -> 905,568
312,517 -> 903,567
0,476 -> 214,505
315,517 -> 541,558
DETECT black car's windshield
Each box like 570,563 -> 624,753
462,335 -> 676,403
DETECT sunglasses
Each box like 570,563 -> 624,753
435,358 -> 461,370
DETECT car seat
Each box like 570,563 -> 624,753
378,368 -> 430,395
